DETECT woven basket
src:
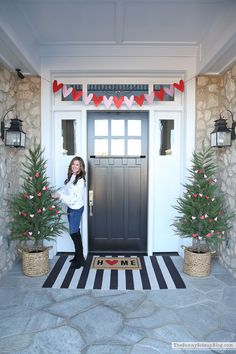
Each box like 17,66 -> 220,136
19,247 -> 50,277
183,247 -> 212,277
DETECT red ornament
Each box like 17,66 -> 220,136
154,89 -> 164,101
21,212 -> 27,217
114,96 -> 124,108
134,94 -> 145,106
37,192 -> 42,197
193,193 -> 198,198
93,94 -> 103,107
72,88 -> 83,101
53,80 -> 63,93
173,79 -> 184,92
206,233 -> 211,237
35,172 -> 40,178
37,209 -> 42,213
55,210 -> 60,214
42,186 -> 49,191
192,233 -> 197,237
200,215 -> 205,220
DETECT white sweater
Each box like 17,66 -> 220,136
59,174 -> 85,209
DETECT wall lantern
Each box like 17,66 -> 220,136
210,110 -> 236,148
1,107 -> 26,148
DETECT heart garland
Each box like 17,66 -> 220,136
62,85 -> 73,98
52,79 -> 184,108
72,88 -> 83,101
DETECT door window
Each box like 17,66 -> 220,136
93,118 -> 142,156
94,139 -> 108,156
128,120 -> 141,136
95,120 -> 108,136
111,120 -> 124,136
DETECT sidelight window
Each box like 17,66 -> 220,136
159,119 -> 174,155
61,120 -> 76,155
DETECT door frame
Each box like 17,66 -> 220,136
42,75 -> 195,258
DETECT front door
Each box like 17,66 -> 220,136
88,112 -> 148,254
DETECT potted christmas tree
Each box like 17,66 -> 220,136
9,144 -> 67,276
172,148 -> 234,276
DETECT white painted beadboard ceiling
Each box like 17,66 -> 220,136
0,0 -> 236,75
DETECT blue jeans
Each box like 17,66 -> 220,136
67,206 -> 84,234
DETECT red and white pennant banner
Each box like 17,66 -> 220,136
53,80 -> 184,108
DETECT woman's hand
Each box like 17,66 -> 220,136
51,193 -> 60,199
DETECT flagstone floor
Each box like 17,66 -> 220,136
0,256 -> 236,354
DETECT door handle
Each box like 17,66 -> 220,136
89,190 -> 93,216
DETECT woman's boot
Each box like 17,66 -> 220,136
70,231 -> 85,269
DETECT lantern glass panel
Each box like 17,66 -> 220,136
217,131 -> 231,147
5,131 -> 26,147
210,132 -> 217,147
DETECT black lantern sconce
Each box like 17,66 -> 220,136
210,109 -> 236,148
1,107 -> 26,148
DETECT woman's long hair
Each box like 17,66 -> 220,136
64,156 -> 86,185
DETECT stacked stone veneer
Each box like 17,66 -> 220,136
196,63 -> 236,278
0,62 -> 40,280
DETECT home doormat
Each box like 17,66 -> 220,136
91,256 -> 142,270
42,255 -> 186,290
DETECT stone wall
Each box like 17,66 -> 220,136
0,62 -> 40,280
196,64 -> 236,278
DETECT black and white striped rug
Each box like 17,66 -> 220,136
43,255 -> 186,290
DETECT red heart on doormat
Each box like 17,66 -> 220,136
105,259 -> 118,266
53,80 -> 63,93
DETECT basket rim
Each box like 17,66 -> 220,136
18,246 -> 52,254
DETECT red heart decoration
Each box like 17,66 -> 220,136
134,94 -> 145,106
53,80 -> 63,93
114,96 -> 124,109
105,259 -> 118,266
72,88 -> 83,101
154,89 -> 164,101
173,79 -> 184,92
93,94 -> 104,107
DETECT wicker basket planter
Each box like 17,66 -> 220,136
183,247 -> 212,277
19,247 -> 50,277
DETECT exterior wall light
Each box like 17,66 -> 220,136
210,110 -> 236,148
1,107 -> 26,148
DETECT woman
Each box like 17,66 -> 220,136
52,156 -> 86,269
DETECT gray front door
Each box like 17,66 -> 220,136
88,112 -> 148,254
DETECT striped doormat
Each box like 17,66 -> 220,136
42,255 -> 186,290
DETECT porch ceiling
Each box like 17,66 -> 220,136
0,0 -> 236,75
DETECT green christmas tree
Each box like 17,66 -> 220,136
172,148 -> 234,253
9,144 -> 67,252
